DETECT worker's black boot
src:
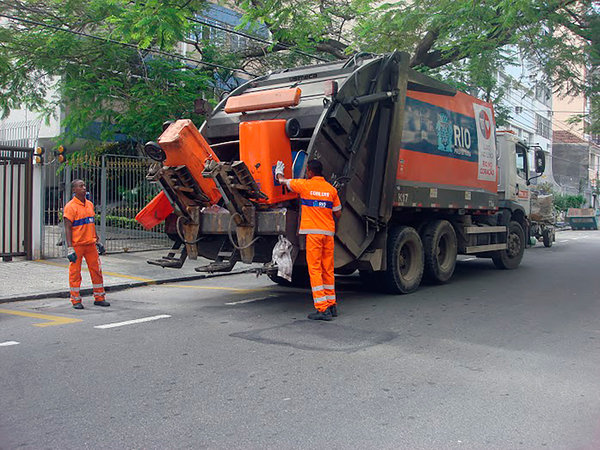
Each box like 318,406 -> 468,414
94,300 -> 110,307
328,304 -> 338,317
307,309 -> 333,321
72,302 -> 84,310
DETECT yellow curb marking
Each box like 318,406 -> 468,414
161,284 -> 267,293
0,308 -> 83,327
34,259 -> 154,282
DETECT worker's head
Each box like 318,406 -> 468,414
71,179 -> 86,198
305,160 -> 323,179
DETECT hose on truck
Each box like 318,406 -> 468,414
227,212 -> 261,250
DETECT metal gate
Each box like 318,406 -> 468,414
42,153 -> 170,258
0,146 -> 33,261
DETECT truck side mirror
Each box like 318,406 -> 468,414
535,149 -> 546,174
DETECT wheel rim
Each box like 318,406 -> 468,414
437,232 -> 455,270
507,231 -> 521,258
398,240 -> 419,280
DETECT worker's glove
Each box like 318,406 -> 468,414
67,247 -> 77,263
96,242 -> 106,255
275,160 -> 285,178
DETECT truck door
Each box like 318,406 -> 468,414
514,142 -> 531,215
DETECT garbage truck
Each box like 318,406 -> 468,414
136,51 -> 546,294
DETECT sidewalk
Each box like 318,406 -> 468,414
0,249 -> 258,303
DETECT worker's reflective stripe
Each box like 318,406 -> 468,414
92,284 -> 104,289
311,285 -> 324,292
323,285 -> 334,290
313,296 -> 328,304
301,199 -> 333,209
71,216 -> 95,227
325,295 -> 336,301
299,229 -> 334,236
70,287 -> 80,292
332,205 -> 342,212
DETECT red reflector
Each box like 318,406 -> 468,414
323,80 -> 338,97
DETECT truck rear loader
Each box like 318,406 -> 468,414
137,51 -> 546,294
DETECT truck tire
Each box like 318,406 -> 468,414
492,221 -> 525,270
422,220 -> 457,283
382,226 -> 424,294
542,228 -> 553,248
268,264 -> 311,288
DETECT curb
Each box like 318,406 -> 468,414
0,269 -> 256,304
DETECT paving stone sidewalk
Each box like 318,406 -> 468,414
0,250 -> 257,303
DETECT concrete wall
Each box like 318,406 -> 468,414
552,142 -> 590,196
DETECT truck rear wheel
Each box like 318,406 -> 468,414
492,221 -> 525,270
423,220 -> 457,283
542,228 -> 553,248
383,226 -> 424,294
268,264 -> 311,288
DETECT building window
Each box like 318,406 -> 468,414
536,114 -> 551,139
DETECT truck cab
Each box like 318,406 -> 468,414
497,131 -> 546,215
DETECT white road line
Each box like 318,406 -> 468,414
226,295 -> 278,305
0,341 -> 20,347
94,315 -> 171,329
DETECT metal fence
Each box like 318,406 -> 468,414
42,153 -> 170,258
0,146 -> 33,260
0,120 -> 40,260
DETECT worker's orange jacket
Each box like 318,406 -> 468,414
288,176 -> 341,235
63,197 -> 97,245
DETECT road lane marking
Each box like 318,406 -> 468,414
35,260 -> 154,282
0,308 -> 82,327
226,295 -> 278,305
162,284 -> 266,293
0,341 -> 19,347
94,314 -> 171,329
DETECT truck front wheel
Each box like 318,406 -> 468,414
423,220 -> 457,283
492,221 -> 525,269
382,226 -> 424,294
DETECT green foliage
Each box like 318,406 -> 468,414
0,0 -> 214,143
554,194 -> 585,212
1,0 -> 597,146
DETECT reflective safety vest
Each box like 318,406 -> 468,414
63,197 -> 97,245
288,176 -> 341,236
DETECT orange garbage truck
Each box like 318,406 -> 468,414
136,51 -> 546,293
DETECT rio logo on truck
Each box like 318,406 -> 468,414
401,95 -> 497,182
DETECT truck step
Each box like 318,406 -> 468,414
465,226 -> 506,234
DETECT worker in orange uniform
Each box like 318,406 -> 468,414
63,179 -> 110,310
276,159 -> 342,321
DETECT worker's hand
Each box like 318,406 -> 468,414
275,160 -> 285,178
67,247 -> 77,263
96,242 -> 106,255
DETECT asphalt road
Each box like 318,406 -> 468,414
1,230 -> 600,449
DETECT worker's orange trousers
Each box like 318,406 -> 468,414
69,243 -> 105,304
305,234 -> 336,312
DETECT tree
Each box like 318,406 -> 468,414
0,0 -> 597,144
236,0 -> 598,123
0,0 -> 224,144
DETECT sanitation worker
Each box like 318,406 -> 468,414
276,159 -> 342,321
63,179 -> 110,310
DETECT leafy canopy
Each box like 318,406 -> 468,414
0,0 -> 597,143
